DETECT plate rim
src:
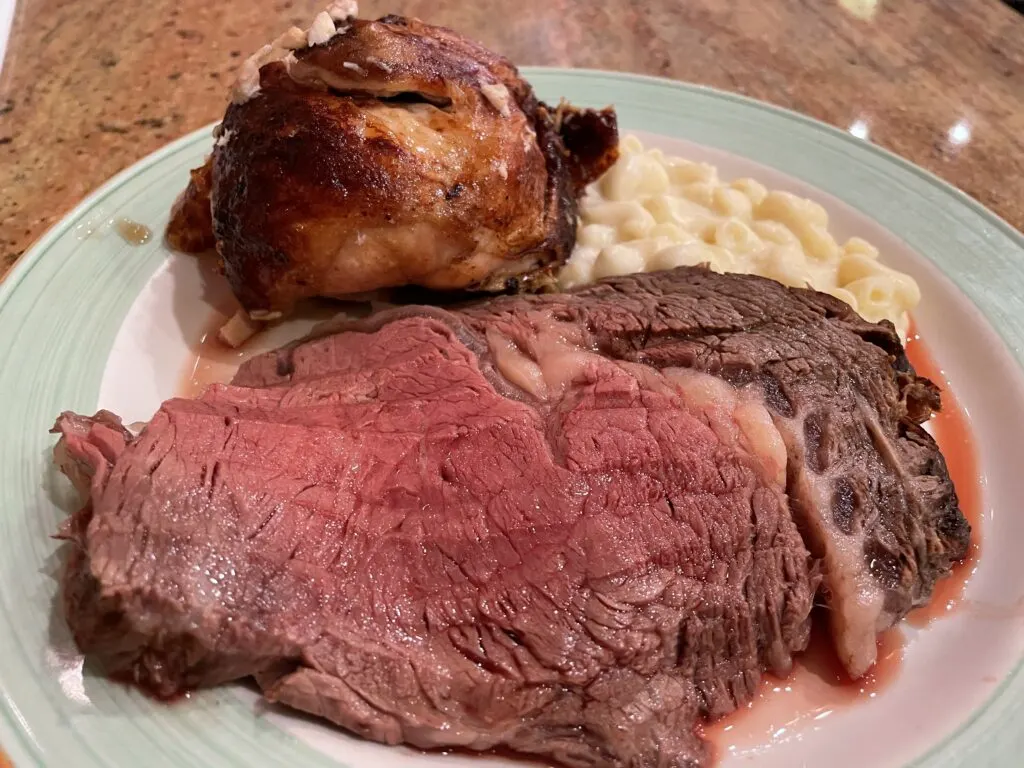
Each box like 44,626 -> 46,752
2,67 -> 1023,767
5,67 -> 1022,309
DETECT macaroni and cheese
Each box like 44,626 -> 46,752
560,136 -> 920,338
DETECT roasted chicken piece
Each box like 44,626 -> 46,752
166,161 -> 215,254
167,5 -> 618,316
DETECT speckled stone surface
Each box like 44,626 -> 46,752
0,2 -> 1021,764
1,0 -> 1022,280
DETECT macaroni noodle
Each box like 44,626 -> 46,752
561,136 -> 920,337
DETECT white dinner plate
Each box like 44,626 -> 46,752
2,69 -> 1023,768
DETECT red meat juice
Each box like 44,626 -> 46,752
704,321 -> 981,759
177,312 -> 981,762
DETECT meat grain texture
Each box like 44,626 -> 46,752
53,268 -> 968,767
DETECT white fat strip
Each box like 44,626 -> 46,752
768,401 -> 888,679
480,82 -> 512,117
733,399 -> 788,487
486,327 -> 547,399
522,124 -> 537,155
274,26 -> 307,50
326,0 -> 358,20
661,367 -> 886,679
248,309 -> 283,321
228,1 -> 362,106
215,129 -> 235,148
488,323 -> 790,494
217,310 -> 262,348
307,11 -> 338,46
486,317 -> 597,401
231,44 -> 272,104
342,61 -> 368,76
662,367 -> 787,488
528,325 -> 595,397
232,61 -> 261,104
366,56 -> 392,73
288,60 -> 417,99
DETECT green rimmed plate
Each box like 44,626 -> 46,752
2,68 -> 1023,767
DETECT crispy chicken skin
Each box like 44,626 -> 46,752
167,11 -> 618,315
166,162 -> 215,253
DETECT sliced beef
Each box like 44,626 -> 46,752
51,266 -> 967,767
455,268 -> 967,677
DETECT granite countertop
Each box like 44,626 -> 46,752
1,0 -> 1023,280
0,2 -> 1021,764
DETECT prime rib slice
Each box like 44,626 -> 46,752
52,267 -> 968,767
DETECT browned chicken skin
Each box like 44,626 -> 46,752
166,162 -> 215,254
167,9 -> 618,315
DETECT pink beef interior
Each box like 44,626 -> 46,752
51,267 -> 968,768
